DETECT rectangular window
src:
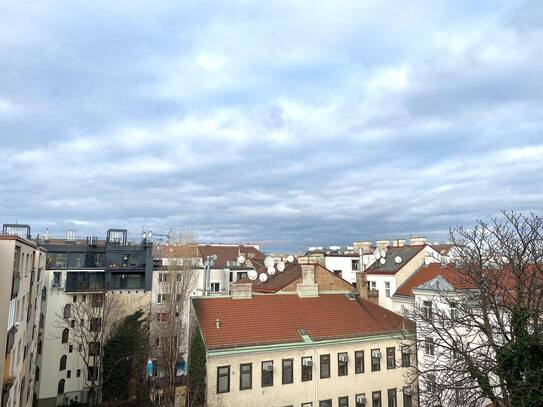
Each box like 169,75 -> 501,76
338,352 -> 348,376
157,294 -> 167,304
210,282 -> 220,293
90,318 -> 102,332
355,350 -> 364,373
239,363 -> 252,390
320,354 -> 330,379
371,349 -> 381,371
88,366 -> 98,381
403,387 -> 412,407
367,281 -> 377,291
352,259 -> 360,271
302,404 -> 313,407
423,300 -> 432,319
401,346 -> 411,367
425,337 -> 435,356
301,357 -> 312,381
89,342 -> 100,356
216,366 -> 230,394
372,391 -> 381,407
282,358 -> 293,384
339,396 -> 349,407
450,301 -> 458,320
158,272 -> 167,282
356,394 -> 366,407
261,361 -> 273,387
386,347 -> 396,369
92,294 -> 103,308
319,400 -> 332,407
427,374 -> 436,393
385,282 -> 391,297
387,389 -> 397,407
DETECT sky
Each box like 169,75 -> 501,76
1,0 -> 542,251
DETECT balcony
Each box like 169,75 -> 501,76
65,272 -> 105,292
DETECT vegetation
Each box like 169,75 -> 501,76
187,326 -> 206,407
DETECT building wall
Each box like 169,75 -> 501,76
206,336 -> 417,407
280,265 -> 354,293
365,274 -> 397,311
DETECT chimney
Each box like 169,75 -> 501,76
296,265 -> 319,298
355,271 -> 368,300
376,240 -> 390,250
354,241 -> 372,253
232,283 -> 252,300
392,239 -> 406,247
410,236 -> 427,246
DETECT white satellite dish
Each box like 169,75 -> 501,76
373,249 -> 381,259
248,270 -> 258,280
267,266 -> 276,275
212,254 -> 218,261
380,249 -> 386,258
394,256 -> 402,264
238,255 -> 246,264
287,255 -> 294,263
259,273 -> 268,282
264,256 -> 274,268
277,262 -> 285,272
380,258 -> 386,265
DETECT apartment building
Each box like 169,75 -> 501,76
192,264 -> 417,407
1,225 -> 46,407
35,229 -> 153,407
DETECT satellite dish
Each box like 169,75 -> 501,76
248,270 -> 258,280
212,255 -> 218,261
267,266 -> 276,275
237,255 -> 246,264
264,256 -> 274,268
373,249 -> 381,259
380,249 -> 386,258
259,273 -> 268,282
380,258 -> 386,265
287,255 -> 294,263
395,256 -> 402,264
362,256 -> 369,265
277,262 -> 285,272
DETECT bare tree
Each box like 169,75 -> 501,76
150,231 -> 199,406
406,211 -> 543,407
55,290 -> 126,406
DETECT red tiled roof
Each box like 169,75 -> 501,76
193,294 -> 414,350
394,263 -> 476,297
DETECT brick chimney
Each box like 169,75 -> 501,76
355,271 -> 368,300
232,283 -> 252,299
296,265 -> 319,297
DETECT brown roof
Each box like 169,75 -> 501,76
366,245 -> 427,275
154,244 -> 264,268
430,244 -> 454,256
194,294 -> 414,350
394,263 -> 476,297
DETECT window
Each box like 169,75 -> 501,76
61,328 -> 69,344
302,404 -> 313,407
427,374 -> 437,393
89,342 -> 100,356
338,352 -> 348,376
320,354 -> 330,379
386,347 -> 396,369
372,391 -> 381,407
82,295 -> 86,303
401,346 -> 411,367
57,379 -> 65,395
368,281 -> 377,291
387,389 -> 397,407
339,396 -> 349,407
261,361 -> 273,387
371,349 -> 381,371
352,259 -> 360,271
210,282 -> 220,293
356,394 -> 367,407
425,337 -> 435,356
403,387 -> 412,407
385,282 -> 391,297
70,319 -> 75,328
450,301 -> 458,320
355,350 -> 364,373
423,300 -> 432,319
92,294 -> 103,308
301,357 -> 312,381
320,400 -> 332,407
35,366 -> 40,382
67,370 -> 71,379
217,366 -> 230,393
59,355 -> 67,371
63,304 -> 71,319
37,340 -> 42,355
53,271 -> 62,287
90,318 -> 102,332
76,369 -> 81,378
239,363 -> 252,390
69,345 -> 73,353
73,295 -> 77,303
158,272 -> 167,282
88,366 -> 98,381
157,294 -> 167,304
282,358 -> 293,384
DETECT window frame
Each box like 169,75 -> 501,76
282,358 -> 293,384
337,352 -> 348,376
261,360 -> 274,387
371,348 -> 381,372
387,388 -> 397,407
355,350 -> 364,374
239,363 -> 252,391
372,391 -> 382,407
320,354 -> 330,379
386,347 -> 396,369
301,356 -> 313,382
216,365 -> 230,394
401,346 -> 411,367
339,396 -> 349,407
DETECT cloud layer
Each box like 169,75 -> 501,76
1,0 -> 542,250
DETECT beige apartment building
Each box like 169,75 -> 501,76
193,264 -> 417,407
1,226 -> 47,407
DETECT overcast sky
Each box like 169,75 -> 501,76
1,1 -> 542,251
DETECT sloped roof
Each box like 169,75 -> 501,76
430,244 -> 454,256
394,263 -> 476,298
193,294 -> 415,350
154,244 -> 264,268
366,245 -> 427,275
